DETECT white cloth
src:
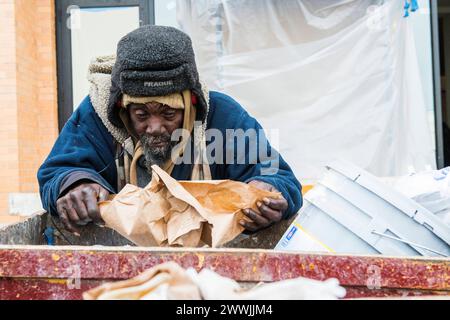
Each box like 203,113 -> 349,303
186,268 -> 346,300
84,262 -> 346,300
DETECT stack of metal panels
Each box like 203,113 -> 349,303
276,160 -> 450,257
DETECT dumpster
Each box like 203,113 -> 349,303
0,211 -> 448,300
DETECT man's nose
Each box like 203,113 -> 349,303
145,117 -> 166,135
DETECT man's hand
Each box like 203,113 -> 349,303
240,180 -> 288,232
56,183 -> 109,235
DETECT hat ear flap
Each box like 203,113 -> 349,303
107,64 -> 127,128
108,87 -> 125,128
191,87 -> 207,123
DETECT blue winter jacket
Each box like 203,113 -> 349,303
37,91 -> 302,219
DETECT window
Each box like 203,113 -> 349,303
55,0 -> 154,130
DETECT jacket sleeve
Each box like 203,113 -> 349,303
209,93 -> 303,219
37,96 -> 118,216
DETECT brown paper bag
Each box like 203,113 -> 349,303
99,165 -> 281,247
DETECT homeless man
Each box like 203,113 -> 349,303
38,25 -> 302,236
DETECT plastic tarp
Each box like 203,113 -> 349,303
383,167 -> 450,226
175,0 -> 436,183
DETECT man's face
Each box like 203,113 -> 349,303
128,101 -> 184,169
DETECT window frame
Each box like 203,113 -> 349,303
55,0 -> 155,130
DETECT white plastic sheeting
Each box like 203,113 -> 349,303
383,167 -> 450,226
176,0 -> 436,182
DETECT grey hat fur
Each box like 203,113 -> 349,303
108,25 -> 207,128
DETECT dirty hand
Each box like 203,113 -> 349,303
240,180 -> 288,232
56,182 -> 109,235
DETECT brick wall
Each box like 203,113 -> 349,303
0,0 -> 58,215
0,0 -> 19,215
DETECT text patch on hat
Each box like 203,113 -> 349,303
144,80 -> 174,88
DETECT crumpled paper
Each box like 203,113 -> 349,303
99,165 -> 281,247
83,262 -> 201,300
83,262 -> 347,300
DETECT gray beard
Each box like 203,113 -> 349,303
140,134 -> 174,173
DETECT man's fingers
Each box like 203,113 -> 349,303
256,201 -> 282,222
59,208 -> 81,236
98,188 -> 109,202
263,197 -> 288,211
242,209 -> 270,227
95,184 -> 110,202
239,219 -> 259,232
55,183 -> 109,233
77,186 -> 103,223
70,193 -> 89,221
84,193 -> 103,223
64,204 -> 80,224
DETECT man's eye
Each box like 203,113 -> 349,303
136,113 -> 148,119
164,112 -> 176,118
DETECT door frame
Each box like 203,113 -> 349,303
55,0 -> 155,130
431,0 -> 445,168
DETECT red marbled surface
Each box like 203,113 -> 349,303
0,246 -> 448,300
